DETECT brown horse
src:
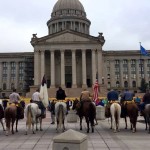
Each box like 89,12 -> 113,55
122,101 -> 138,133
0,100 -> 5,131
72,99 -> 96,133
4,103 -> 24,136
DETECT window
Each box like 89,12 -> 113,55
124,81 -> 128,88
11,83 -> 15,90
116,81 -> 120,87
132,81 -> 136,88
3,83 -> 7,90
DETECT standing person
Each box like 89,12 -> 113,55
48,100 -> 55,124
107,89 -> 119,102
9,89 -> 21,104
32,88 -> 46,118
56,87 -> 66,100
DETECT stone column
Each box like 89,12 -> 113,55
51,50 -> 55,88
7,62 -> 11,90
82,49 -> 87,88
72,49 -> 77,88
97,49 -> 103,84
61,50 -> 65,88
40,50 -> 45,80
120,60 -> 124,87
15,62 -> 19,89
0,62 -> 2,89
144,59 -> 148,82
92,49 -> 96,84
136,59 -> 140,87
34,51 -> 40,85
128,59 -> 132,88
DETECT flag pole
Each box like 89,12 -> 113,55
139,42 -> 143,79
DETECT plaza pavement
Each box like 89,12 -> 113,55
0,111 -> 149,150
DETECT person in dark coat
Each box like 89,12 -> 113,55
107,89 -> 119,102
56,87 -> 66,100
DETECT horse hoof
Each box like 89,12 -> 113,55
24,133 -> 27,135
36,129 -> 39,131
40,129 -> 43,131
33,132 -> 35,134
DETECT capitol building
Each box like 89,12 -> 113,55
0,0 -> 149,98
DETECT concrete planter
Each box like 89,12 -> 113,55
96,105 -> 105,120
67,109 -> 78,123
53,129 -> 87,150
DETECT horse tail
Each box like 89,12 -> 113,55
89,102 -> 96,125
114,104 -> 119,124
26,105 -> 32,130
58,104 -> 63,129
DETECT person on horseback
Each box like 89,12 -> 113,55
56,87 -> 66,100
105,89 -> 119,118
79,88 -> 92,111
120,89 -> 135,117
9,89 -> 24,119
140,90 -> 150,115
32,88 -> 46,118
9,89 -> 21,104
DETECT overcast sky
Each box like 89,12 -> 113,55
0,0 -> 150,52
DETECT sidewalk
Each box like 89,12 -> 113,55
0,112 -> 149,150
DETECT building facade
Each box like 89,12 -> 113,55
0,0 -> 149,97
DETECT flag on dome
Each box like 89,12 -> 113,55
40,75 -> 49,107
93,79 -> 99,103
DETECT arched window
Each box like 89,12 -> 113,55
11,83 -> 15,90
132,81 -> 136,88
116,81 -> 120,87
124,81 -> 128,88
3,83 -> 7,90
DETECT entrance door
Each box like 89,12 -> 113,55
65,66 -> 72,88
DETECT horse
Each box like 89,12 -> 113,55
25,103 -> 43,135
143,104 -> 150,133
110,102 -> 121,133
123,101 -> 138,133
72,99 -> 96,133
4,102 -> 24,136
55,102 -> 67,132
0,99 -> 5,131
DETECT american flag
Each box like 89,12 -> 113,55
93,79 -> 99,103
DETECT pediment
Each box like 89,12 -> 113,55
45,32 -> 92,43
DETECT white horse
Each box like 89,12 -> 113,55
110,103 -> 121,133
25,103 -> 42,134
0,99 -> 5,131
55,102 -> 67,132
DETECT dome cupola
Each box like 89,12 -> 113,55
47,0 -> 91,35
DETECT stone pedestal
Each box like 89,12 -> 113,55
96,105 -> 105,120
67,109 -> 78,123
53,129 -> 87,150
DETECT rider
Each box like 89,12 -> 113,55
140,90 -> 150,115
79,88 -> 92,110
9,89 -> 21,104
120,89 -> 135,117
55,87 -> 68,114
107,89 -> 119,102
106,89 -> 119,118
9,89 -> 23,119
32,88 -> 46,118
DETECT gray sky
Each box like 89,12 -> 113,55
0,0 -> 150,52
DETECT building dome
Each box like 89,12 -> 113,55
52,0 -> 85,14
47,0 -> 91,35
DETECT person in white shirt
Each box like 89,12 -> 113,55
32,89 -> 46,118
9,89 -> 21,104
